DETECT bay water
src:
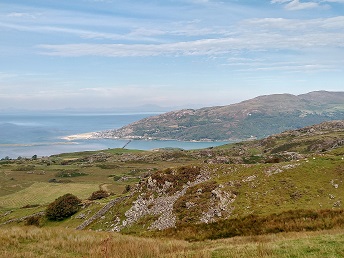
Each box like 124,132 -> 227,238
0,112 -> 229,158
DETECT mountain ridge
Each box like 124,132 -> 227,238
73,91 -> 344,141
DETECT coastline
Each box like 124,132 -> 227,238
61,132 -> 97,141
61,132 -> 239,143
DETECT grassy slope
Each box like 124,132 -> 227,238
0,182 -> 98,209
93,150 -> 343,237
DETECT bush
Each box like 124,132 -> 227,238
88,190 -> 109,200
13,165 -> 35,171
46,194 -> 81,221
25,215 -> 42,226
55,170 -> 88,178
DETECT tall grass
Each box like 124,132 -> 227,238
161,209 -> 344,241
0,226 -> 343,257
209,229 -> 344,258
0,226 -> 209,258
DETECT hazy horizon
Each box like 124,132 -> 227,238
0,90 -> 343,114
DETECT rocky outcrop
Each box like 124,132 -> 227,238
76,196 -> 127,230
200,185 -> 236,223
112,167 -> 212,231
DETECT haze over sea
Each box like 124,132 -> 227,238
0,112 -> 229,159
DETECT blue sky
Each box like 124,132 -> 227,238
0,0 -> 343,111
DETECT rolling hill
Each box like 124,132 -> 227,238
90,91 -> 344,141
1,120 -> 343,246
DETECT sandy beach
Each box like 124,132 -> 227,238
61,132 -> 96,141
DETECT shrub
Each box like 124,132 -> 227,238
112,175 -> 122,181
55,170 -> 87,178
25,215 -> 42,226
13,165 -> 35,171
88,190 -> 109,200
46,194 -> 81,221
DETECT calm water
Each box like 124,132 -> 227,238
0,112 -> 229,158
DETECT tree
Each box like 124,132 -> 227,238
46,194 -> 81,221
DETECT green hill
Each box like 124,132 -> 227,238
90,91 -> 344,141
1,120 -> 343,245
80,121 -> 343,238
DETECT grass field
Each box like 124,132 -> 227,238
0,182 -> 99,209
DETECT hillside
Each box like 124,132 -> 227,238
2,120 -> 343,244
89,91 -> 344,141
83,121 -> 344,237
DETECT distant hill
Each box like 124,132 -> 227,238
92,91 -> 344,141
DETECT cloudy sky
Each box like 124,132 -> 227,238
0,0 -> 343,111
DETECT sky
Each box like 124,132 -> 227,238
0,0 -> 343,111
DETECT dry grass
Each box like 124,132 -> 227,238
0,226 -> 209,258
208,228 -> 344,257
159,209 -> 344,241
0,226 -> 343,258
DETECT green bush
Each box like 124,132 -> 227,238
55,170 -> 87,178
46,194 -> 81,221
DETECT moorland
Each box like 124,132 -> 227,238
0,120 -> 343,257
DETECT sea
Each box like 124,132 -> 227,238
0,112 -> 229,159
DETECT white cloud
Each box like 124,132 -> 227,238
271,0 -> 291,3
271,0 -> 324,10
228,61 -> 339,73
286,0 -> 320,10
37,16 -> 344,57
323,0 -> 344,2
242,16 -> 344,30
0,22 -> 164,42
6,12 -> 37,18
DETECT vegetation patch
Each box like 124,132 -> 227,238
25,214 -> 42,226
150,166 -> 201,194
161,209 -> 344,241
96,164 -> 120,169
88,190 -> 109,200
174,181 -> 218,225
46,194 -> 81,221
12,165 -> 35,171
55,170 -> 88,178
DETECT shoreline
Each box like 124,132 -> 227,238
61,132 -> 97,141
61,132 -> 239,143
